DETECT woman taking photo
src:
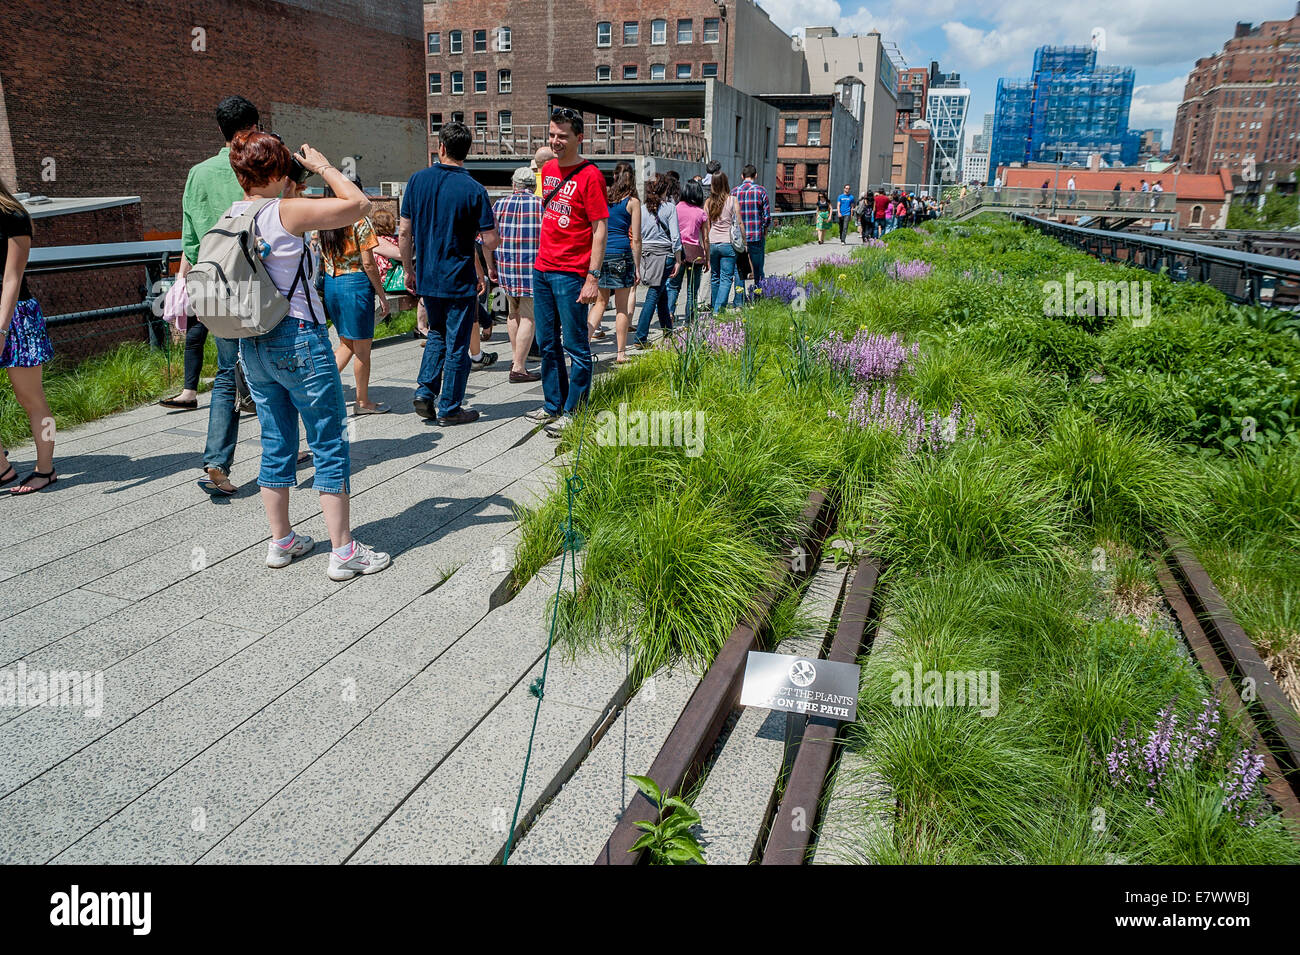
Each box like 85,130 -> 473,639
227,131 -> 390,580
706,172 -> 741,314
814,191 -> 831,244
589,161 -> 640,361
632,173 -> 680,350
0,179 -> 56,495
321,174 -> 390,415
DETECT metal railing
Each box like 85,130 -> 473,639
467,123 -> 707,162
1015,214 -> 1300,306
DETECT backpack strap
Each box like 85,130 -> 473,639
248,197 -> 320,323
542,160 -> 593,210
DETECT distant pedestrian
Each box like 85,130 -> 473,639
707,171 -> 742,313
227,132 -> 390,580
702,159 -> 722,188
857,191 -> 874,239
1066,174 -> 1076,208
321,173 -> 391,416
531,146 -> 556,198
490,165 -> 543,384
634,173 -> 680,346
589,161 -> 641,362
873,189 -> 889,236
0,177 -> 56,495
837,185 -> 855,244
400,121 -> 499,426
531,107 -> 608,436
814,192 -> 831,243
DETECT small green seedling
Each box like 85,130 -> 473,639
627,775 -> 706,865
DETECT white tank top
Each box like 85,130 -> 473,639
229,198 -> 326,324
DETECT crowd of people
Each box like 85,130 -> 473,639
813,185 -> 940,244
0,95 -> 785,580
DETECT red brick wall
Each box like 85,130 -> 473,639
2,0 -> 423,234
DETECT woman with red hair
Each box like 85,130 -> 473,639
226,130 -> 390,581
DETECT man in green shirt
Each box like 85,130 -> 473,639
159,95 -> 260,496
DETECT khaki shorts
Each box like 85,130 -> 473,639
504,293 -> 534,319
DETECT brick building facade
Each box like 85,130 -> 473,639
422,0 -> 806,162
1171,9 -> 1300,176
1,0 -> 427,236
758,93 -> 860,210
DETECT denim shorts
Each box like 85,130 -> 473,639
598,252 -> 636,290
239,318 -> 350,495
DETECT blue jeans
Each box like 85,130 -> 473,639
667,263 -> 703,323
747,239 -> 765,282
532,269 -> 591,416
636,276 -> 673,342
709,245 -> 737,313
204,335 -> 241,476
239,319 -> 350,495
415,295 -> 475,418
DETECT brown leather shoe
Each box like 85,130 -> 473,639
436,408 -> 481,426
509,369 -> 541,383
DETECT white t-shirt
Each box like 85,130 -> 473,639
229,198 -> 326,324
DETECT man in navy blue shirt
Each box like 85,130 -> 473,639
836,185 -> 855,244
400,122 -> 499,426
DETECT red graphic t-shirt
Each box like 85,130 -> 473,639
535,158 -> 610,275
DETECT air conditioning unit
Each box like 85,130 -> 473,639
379,181 -> 406,198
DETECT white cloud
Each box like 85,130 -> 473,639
1128,74 -> 1189,142
941,21 -> 1040,70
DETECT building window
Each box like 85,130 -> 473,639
596,114 -> 610,131
623,64 -> 639,80
623,21 -> 638,45
782,162 -> 796,187
1191,204 -> 1204,225
678,19 -> 693,43
651,63 -> 666,80
430,112 -> 443,134
784,118 -> 799,144
597,65 -> 611,81
429,73 -> 442,94
653,119 -> 664,130
451,111 -> 464,124
651,19 -> 666,44
807,122 -> 822,146
597,22 -> 611,47
474,111 -> 488,130
451,71 -> 464,94
496,26 -> 511,52
427,32 -> 441,55
805,165 -> 820,189
474,71 -> 487,93
702,62 -> 718,78
499,110 -> 513,133
676,118 -> 692,132
449,30 -> 462,54
473,29 -> 487,53
676,63 -> 692,79
703,18 -> 720,43
498,69 -> 512,93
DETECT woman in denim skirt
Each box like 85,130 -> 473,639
321,174 -> 390,415
0,177 -> 57,495
227,131 -> 390,581
587,162 -> 641,362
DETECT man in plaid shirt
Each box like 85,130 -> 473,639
731,163 -> 771,304
489,166 -> 542,383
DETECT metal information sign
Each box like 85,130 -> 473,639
739,651 -> 861,721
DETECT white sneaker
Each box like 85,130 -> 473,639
266,533 -> 314,568
327,540 -> 392,581
525,407 -> 558,423
544,415 -> 573,438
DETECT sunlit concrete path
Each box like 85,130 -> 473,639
0,241 -> 822,864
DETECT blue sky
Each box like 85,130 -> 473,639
757,0 -> 1299,150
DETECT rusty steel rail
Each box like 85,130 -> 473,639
761,555 -> 883,865
1156,536 -> 1300,815
594,489 -> 837,865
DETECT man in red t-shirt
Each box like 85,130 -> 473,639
530,108 -> 608,434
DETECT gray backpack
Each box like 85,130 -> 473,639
186,197 -> 315,338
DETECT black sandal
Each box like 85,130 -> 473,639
158,395 -> 198,410
10,469 -> 57,495
0,466 -> 15,487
